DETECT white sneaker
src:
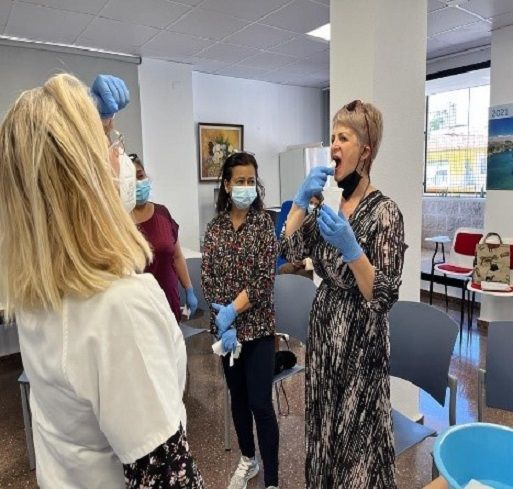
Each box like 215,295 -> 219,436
227,455 -> 259,489
266,486 -> 279,489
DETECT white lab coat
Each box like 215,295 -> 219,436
17,273 -> 187,489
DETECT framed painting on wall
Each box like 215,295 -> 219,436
198,123 -> 244,182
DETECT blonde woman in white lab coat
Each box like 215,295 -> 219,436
0,74 -> 203,489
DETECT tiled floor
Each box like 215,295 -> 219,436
1,294 -> 512,489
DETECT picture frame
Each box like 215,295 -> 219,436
198,123 -> 244,182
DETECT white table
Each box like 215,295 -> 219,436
468,280 -> 513,323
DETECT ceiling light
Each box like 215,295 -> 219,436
0,35 -> 137,59
443,0 -> 469,6
307,23 -> 330,42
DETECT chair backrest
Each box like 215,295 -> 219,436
449,227 -> 484,269
179,257 -> 209,312
389,301 -> 458,406
485,321 -> 513,413
274,274 -> 316,344
274,200 -> 293,239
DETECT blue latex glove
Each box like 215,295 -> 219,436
293,166 -> 334,209
221,328 -> 238,354
185,287 -> 198,316
211,302 -> 238,336
318,205 -> 363,262
91,74 -> 130,119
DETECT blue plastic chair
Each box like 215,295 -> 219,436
223,274 -> 316,450
275,200 -> 293,270
389,301 -> 459,457
478,321 -> 513,422
178,257 -> 209,313
434,423 -> 513,489
274,200 -> 293,239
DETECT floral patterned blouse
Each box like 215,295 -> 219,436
201,209 -> 277,342
124,423 -> 203,488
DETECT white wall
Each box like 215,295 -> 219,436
192,72 -> 324,236
0,43 -> 143,155
138,58 -> 200,250
486,25 -> 513,235
331,0 -> 427,304
480,25 -> 513,322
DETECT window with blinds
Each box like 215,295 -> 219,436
425,84 -> 490,195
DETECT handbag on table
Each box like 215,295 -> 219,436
473,232 -> 511,288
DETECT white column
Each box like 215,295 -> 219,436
479,25 -> 513,323
138,58 -> 200,250
330,0 -> 428,420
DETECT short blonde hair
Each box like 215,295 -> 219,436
0,74 -> 152,316
332,100 -> 383,169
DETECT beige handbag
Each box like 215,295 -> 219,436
473,232 -> 511,285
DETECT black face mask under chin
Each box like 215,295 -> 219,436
337,170 -> 361,199
337,157 -> 367,199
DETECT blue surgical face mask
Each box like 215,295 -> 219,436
136,178 -> 151,206
231,186 -> 257,209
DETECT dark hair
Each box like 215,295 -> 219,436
216,152 -> 265,214
128,153 -> 143,167
311,192 -> 324,203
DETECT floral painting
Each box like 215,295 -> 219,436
198,123 -> 244,181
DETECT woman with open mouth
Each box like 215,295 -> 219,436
281,100 -> 407,488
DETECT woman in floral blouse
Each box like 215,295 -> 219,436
201,152 -> 279,489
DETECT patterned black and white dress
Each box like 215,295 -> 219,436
281,190 -> 406,489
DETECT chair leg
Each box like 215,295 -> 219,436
460,282 -> 465,330
275,381 -> 290,417
223,379 -> 231,451
429,244 -> 437,305
448,375 -> 457,426
478,368 -> 486,422
429,274 -> 434,305
274,383 -> 281,415
443,275 -> 449,312
185,364 -> 191,397
466,287 -> 474,332
470,291 -> 476,329
19,383 -> 36,470
432,458 -> 440,480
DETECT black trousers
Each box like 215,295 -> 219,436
222,335 -> 279,487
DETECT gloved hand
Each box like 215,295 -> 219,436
221,328 -> 238,354
293,166 -> 334,209
185,287 -> 198,316
318,205 -> 363,262
91,75 -> 130,119
211,302 -> 238,336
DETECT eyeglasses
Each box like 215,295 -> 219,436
108,130 -> 125,156
345,99 -> 372,157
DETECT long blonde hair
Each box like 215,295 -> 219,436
0,74 -> 152,316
